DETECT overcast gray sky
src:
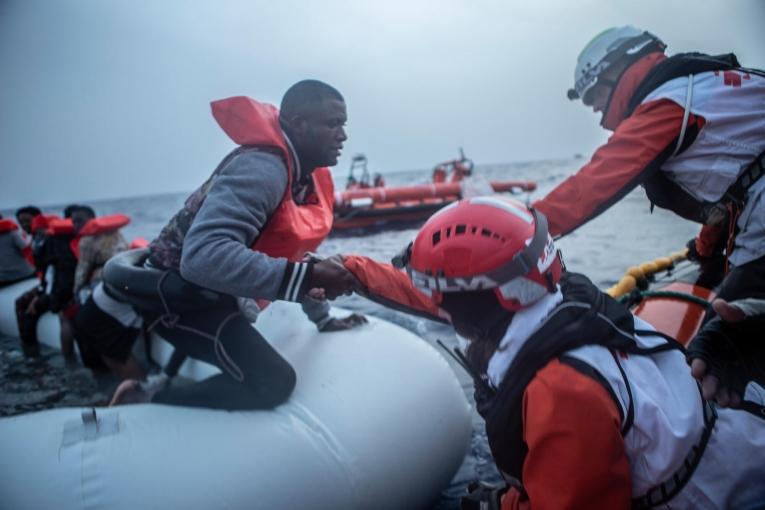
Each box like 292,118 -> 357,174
2,0 -> 764,209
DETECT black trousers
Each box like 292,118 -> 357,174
150,306 -> 296,411
15,287 -> 48,347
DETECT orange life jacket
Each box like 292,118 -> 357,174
0,219 -> 18,233
31,214 -> 60,233
211,96 -> 335,262
129,237 -> 150,249
0,219 -> 34,266
79,214 -> 131,237
69,213 -> 130,259
47,218 -> 75,236
44,218 -> 79,260
252,168 -> 334,260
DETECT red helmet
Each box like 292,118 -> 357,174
395,196 -> 563,311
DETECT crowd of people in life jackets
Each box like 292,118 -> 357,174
1,204 -> 147,375
2,24 -> 765,509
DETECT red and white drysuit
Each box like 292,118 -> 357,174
534,53 -> 765,267
490,287 -> 765,509
341,259 -> 765,509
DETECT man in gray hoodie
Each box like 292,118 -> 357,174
111,80 -> 365,409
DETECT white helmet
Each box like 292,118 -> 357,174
567,26 -> 665,102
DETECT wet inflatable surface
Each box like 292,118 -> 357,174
0,294 -> 472,510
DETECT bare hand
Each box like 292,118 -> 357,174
307,288 -> 326,300
311,256 -> 363,300
319,313 -> 368,332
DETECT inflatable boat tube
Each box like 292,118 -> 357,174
0,278 -> 472,509
335,180 -> 536,207
622,259 -> 715,346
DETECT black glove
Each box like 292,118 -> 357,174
460,481 -> 507,510
687,316 -> 765,396
685,237 -> 703,262
685,237 -> 726,289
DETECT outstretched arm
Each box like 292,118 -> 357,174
180,151 -> 312,302
533,99 -> 691,238
342,254 -> 445,322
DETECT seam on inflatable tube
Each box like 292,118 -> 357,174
277,401 -> 364,508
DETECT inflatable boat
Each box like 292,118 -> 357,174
607,250 -> 714,345
0,274 -> 472,509
334,179 -> 537,232
333,153 -> 536,232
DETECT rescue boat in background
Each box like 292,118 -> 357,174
332,152 -> 537,233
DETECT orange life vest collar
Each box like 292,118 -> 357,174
211,97 -> 297,182
211,96 -> 335,262
31,214 -> 60,233
129,237 -> 150,249
0,219 -> 19,233
79,214 -> 131,237
47,218 -> 76,236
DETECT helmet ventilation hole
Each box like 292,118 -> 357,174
432,224 -> 506,247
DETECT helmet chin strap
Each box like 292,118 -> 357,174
391,241 -> 413,269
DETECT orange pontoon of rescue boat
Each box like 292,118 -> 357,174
332,151 -> 537,232
608,250 -> 715,346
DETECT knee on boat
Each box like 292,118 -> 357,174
251,367 -> 297,409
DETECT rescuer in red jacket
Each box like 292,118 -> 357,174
338,196 -> 765,509
532,26 -> 765,407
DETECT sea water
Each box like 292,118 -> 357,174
0,157 -> 698,508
